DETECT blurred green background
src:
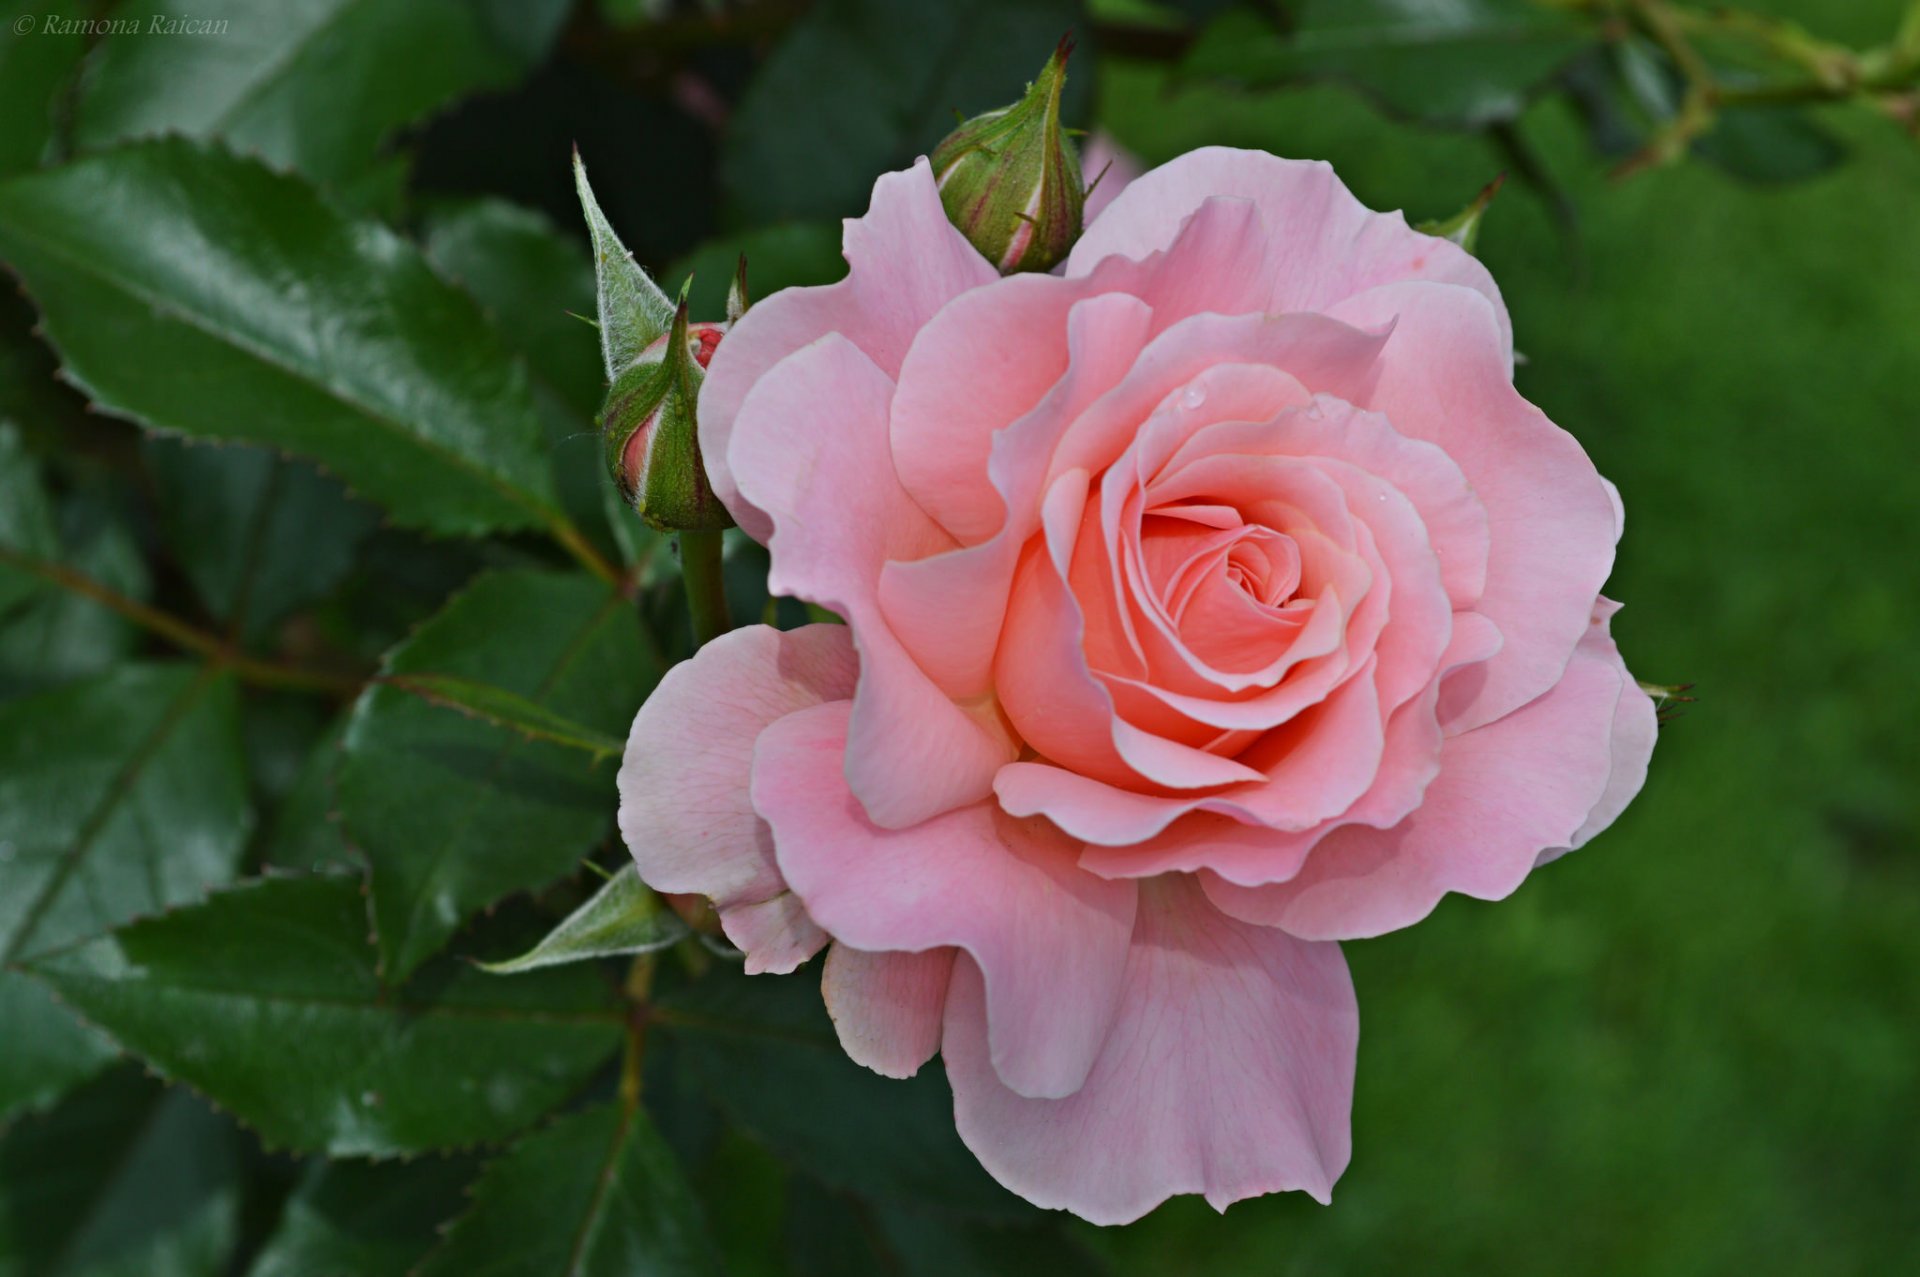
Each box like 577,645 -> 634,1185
1,1 -> 1916,1274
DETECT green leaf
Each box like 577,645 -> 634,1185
340,569 -> 656,982
653,965 -> 1028,1219
0,480 -> 151,698
71,0 -> 567,189
422,197 -> 658,572
1694,105 -> 1846,185
415,1103 -> 722,1277
783,1178 -> 1112,1277
144,439 -> 381,644
0,663 -> 249,1121
479,866 -> 687,974
0,138 -> 564,537
1183,1 -> 1595,128
0,421 -> 59,616
0,1068 -> 242,1277
23,875 -> 626,1157
244,1157 -> 475,1277
381,673 -> 629,760
574,152 -> 676,379
723,0 -> 1088,222
664,223 -> 847,323
261,716 -> 358,874
0,1 -> 85,179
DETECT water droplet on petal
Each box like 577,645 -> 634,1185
1182,384 -> 1207,410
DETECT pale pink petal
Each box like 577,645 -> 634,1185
944,876 -> 1357,1225
616,623 -> 855,974
753,701 -> 1136,1099
1328,281 -> 1616,735
821,944 -> 955,1079
700,159 -> 996,538
1544,600 -> 1658,864
1068,146 -> 1510,356
1205,620 -> 1628,940
728,334 -> 1013,827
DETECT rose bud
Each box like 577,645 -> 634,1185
575,149 -> 734,531
601,296 -> 733,532
930,36 -> 1085,274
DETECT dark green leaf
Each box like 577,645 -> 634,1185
664,223 -> 847,323
0,482 -> 150,698
382,673 -> 628,760
421,197 -> 657,572
0,421 -> 58,616
479,866 -> 686,974
23,875 -> 625,1157
261,716 -> 357,874
784,1178 -> 1112,1277
723,0 -> 1088,222
0,663 -> 249,1120
1183,1 -> 1595,128
244,1156 -> 475,1277
340,569 -> 655,982
145,439 -> 380,643
72,0 -> 567,189
0,1068 -> 241,1277
653,965 -> 1028,1219
1695,105 -> 1846,185
0,139 -> 564,536
416,1103 -> 722,1277
0,977 -> 113,1131
0,1 -> 84,179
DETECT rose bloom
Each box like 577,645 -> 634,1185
619,147 -> 1656,1224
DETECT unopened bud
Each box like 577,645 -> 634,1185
930,36 -> 1084,274
603,295 -> 733,532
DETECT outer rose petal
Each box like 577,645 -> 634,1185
616,624 -> 854,973
944,875 -> 1357,1225
1067,146 -> 1510,358
1546,600 -> 1658,863
1328,281 -> 1616,734
699,158 -> 995,538
753,701 -> 1137,1099
729,334 -> 1012,827
822,944 -> 955,1080
1205,615 -> 1631,940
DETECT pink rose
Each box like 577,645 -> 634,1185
618,147 -> 1656,1223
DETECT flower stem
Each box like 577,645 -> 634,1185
677,528 -> 730,649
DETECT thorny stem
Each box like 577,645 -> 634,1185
0,549 -> 365,695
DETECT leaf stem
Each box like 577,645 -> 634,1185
677,528 -> 730,649
618,952 -> 656,1113
0,548 -> 365,695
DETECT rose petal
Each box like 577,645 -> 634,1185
753,700 -> 1137,1099
729,333 -> 1013,827
616,623 -> 855,973
1543,599 -> 1658,864
821,944 -> 956,1079
700,158 -> 996,538
944,875 -> 1357,1225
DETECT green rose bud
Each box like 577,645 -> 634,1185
930,36 -> 1085,274
602,297 -> 733,532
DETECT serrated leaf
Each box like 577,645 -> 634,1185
23,876 -> 626,1157
0,138 -> 564,537
0,478 -> 151,698
144,439 -> 381,644
340,569 -> 656,982
0,1 -> 85,180
415,1103 -> 722,1277
0,1068 -> 241,1277
244,1156 -> 475,1277
723,0 -> 1089,223
0,663 -> 249,1121
1183,1 -> 1594,128
479,866 -> 686,974
0,421 -> 59,616
574,152 -> 675,379
382,673 -> 628,760
653,966 -> 1029,1219
72,0 -> 567,190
